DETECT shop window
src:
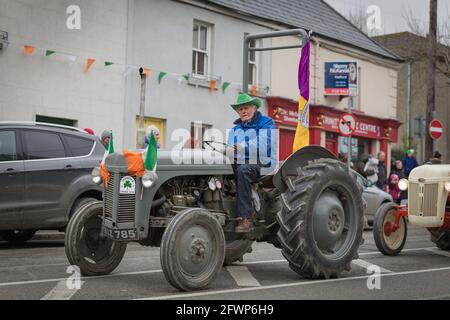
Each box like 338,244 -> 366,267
188,122 -> 212,149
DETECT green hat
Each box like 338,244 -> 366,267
406,149 -> 414,155
230,93 -> 261,110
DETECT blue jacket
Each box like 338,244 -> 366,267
402,155 -> 418,177
227,111 -> 276,167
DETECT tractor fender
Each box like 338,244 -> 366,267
273,145 -> 337,193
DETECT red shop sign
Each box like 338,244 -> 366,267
271,106 -> 299,126
322,115 -> 381,139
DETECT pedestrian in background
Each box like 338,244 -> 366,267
355,153 -> 373,178
402,149 -> 418,178
391,160 -> 406,179
101,130 -> 110,149
364,155 -> 379,185
144,125 -> 161,149
376,151 -> 387,190
429,151 -> 442,164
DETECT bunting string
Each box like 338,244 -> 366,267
17,42 -> 270,96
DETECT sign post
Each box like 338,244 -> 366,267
338,112 -> 356,170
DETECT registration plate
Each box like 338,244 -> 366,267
102,226 -> 138,241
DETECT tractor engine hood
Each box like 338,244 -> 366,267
409,164 -> 450,183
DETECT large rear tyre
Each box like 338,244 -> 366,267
0,229 -> 36,244
276,159 -> 364,279
223,240 -> 253,265
429,229 -> 450,250
160,208 -> 225,291
65,201 -> 126,276
373,202 -> 407,256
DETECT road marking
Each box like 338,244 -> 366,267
226,266 -> 261,287
424,248 -> 450,258
352,259 -> 392,273
0,246 -> 438,288
41,280 -> 84,300
137,266 -> 450,300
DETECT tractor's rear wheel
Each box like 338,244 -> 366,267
223,240 -> 253,265
276,159 -> 364,279
160,208 -> 225,291
373,202 -> 407,256
65,201 -> 126,276
429,229 -> 450,250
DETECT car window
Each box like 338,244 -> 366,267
24,131 -> 66,160
64,135 -> 94,157
0,131 -> 17,162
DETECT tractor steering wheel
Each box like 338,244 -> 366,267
202,140 -> 228,153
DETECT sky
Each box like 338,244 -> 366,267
325,0 -> 450,36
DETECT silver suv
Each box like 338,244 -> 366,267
0,122 -> 104,243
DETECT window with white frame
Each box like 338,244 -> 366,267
248,38 -> 258,85
192,21 -> 212,77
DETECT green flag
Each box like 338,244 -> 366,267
222,81 -> 231,93
158,72 -> 167,84
144,132 -> 157,171
105,61 -> 114,66
45,50 -> 55,57
182,74 -> 190,81
108,131 -> 114,154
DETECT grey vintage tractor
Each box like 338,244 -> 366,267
65,144 -> 364,291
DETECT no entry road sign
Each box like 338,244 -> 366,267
338,113 -> 356,137
429,119 -> 444,140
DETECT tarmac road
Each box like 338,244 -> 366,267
0,225 -> 449,300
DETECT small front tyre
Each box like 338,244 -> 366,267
65,201 -> 126,276
373,202 -> 407,256
160,208 -> 225,291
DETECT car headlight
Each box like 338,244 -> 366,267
91,167 -> 102,185
142,171 -> 158,188
398,178 -> 408,191
445,182 -> 450,192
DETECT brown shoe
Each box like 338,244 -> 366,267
235,218 -> 252,233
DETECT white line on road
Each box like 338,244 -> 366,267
41,280 -> 84,300
226,266 -> 261,287
0,246 -> 438,288
352,259 -> 392,273
137,266 -> 450,300
424,248 -> 450,258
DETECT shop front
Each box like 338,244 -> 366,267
266,97 -> 401,164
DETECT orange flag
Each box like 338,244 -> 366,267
143,68 -> 151,77
85,58 -> 96,72
210,79 -> 217,93
24,45 -> 35,55
250,85 -> 257,96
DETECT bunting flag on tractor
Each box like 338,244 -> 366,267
158,72 -> 167,84
144,132 -> 158,171
292,33 -> 311,153
45,50 -> 55,57
24,45 -> 35,55
85,58 -> 96,72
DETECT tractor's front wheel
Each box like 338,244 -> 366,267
276,159 -> 364,279
373,202 -> 407,256
65,201 -> 127,276
160,208 -> 225,291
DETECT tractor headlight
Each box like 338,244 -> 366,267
398,178 -> 408,191
142,171 -> 158,189
91,167 -> 102,185
445,182 -> 450,192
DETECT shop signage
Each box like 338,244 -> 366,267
322,115 -> 381,139
324,62 -> 358,96
272,106 -> 299,126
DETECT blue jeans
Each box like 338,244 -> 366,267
233,164 -> 261,219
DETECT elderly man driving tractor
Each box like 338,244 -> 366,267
226,93 -> 276,233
